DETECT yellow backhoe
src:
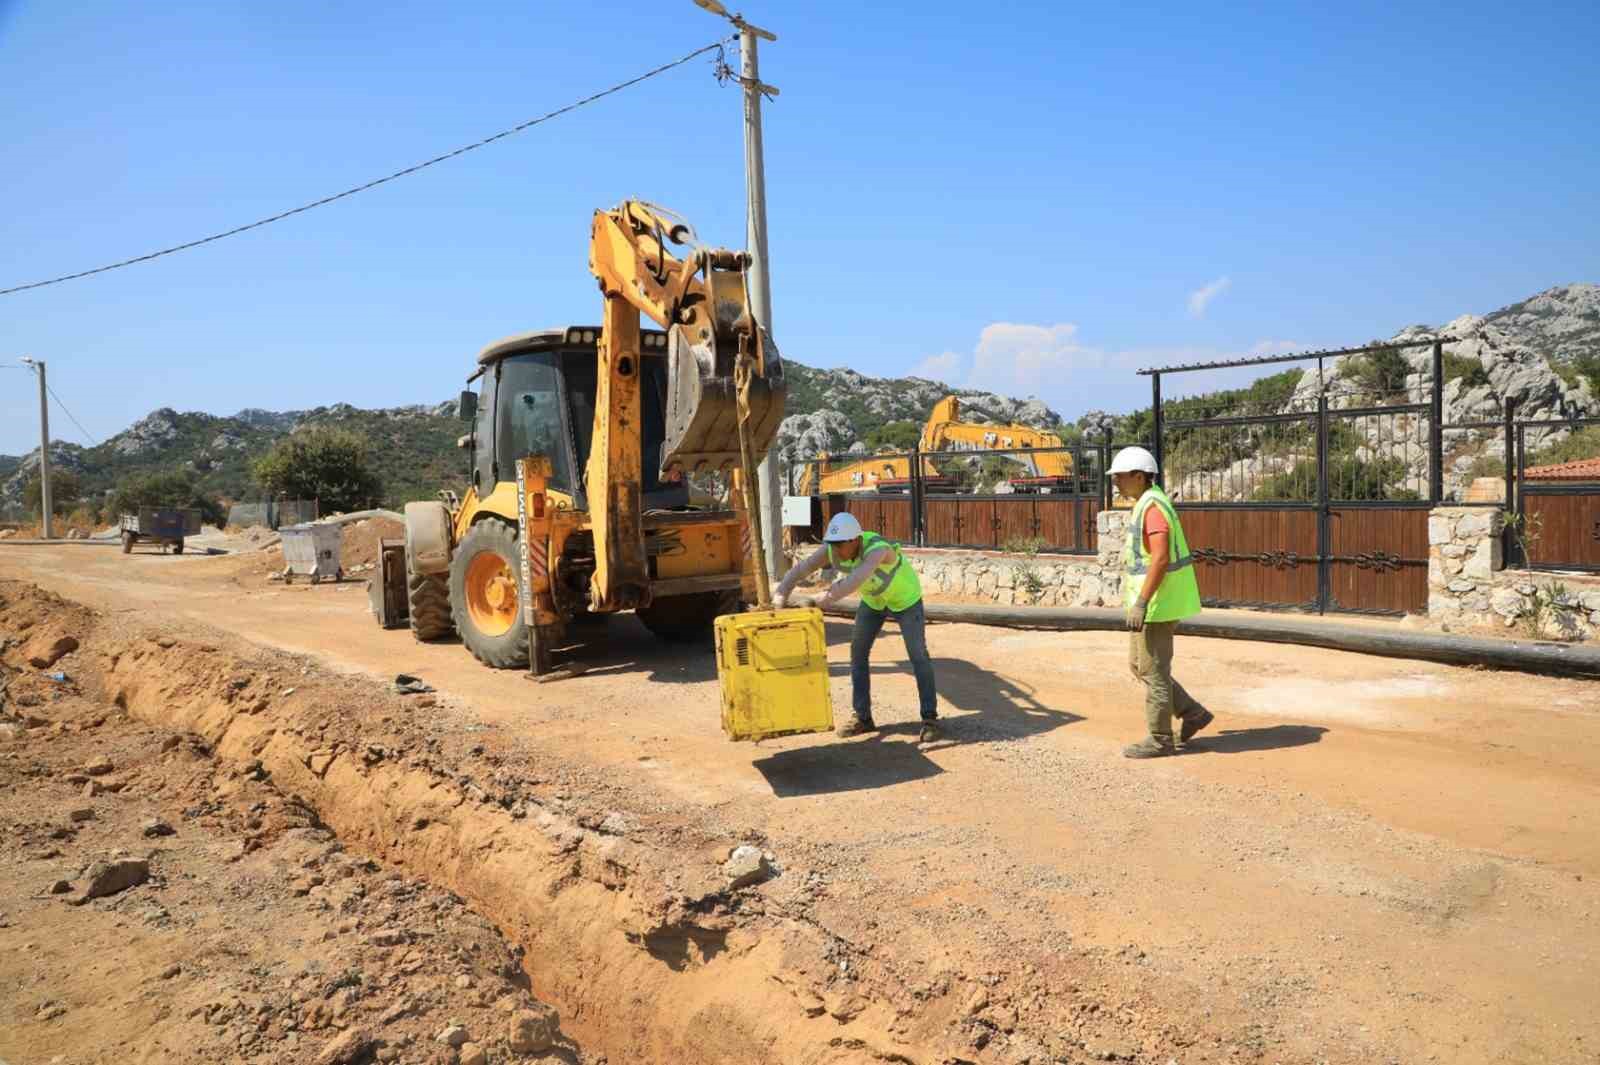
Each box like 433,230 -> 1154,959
796,395 -> 1074,495
370,201 -> 784,673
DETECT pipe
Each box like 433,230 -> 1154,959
818,600 -> 1600,681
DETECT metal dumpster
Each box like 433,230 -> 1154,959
280,522 -> 343,584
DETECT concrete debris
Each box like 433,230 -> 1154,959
724,844 -> 773,888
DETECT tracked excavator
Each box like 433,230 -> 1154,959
796,396 -> 1074,495
370,201 -> 784,673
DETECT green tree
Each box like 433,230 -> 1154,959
863,420 -> 922,452
111,470 -> 226,525
23,469 -> 81,516
251,428 -> 383,513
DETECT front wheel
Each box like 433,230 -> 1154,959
450,520 -> 529,669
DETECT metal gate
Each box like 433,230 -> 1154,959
1147,338 -> 1447,616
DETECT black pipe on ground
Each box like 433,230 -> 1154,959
819,600 -> 1600,681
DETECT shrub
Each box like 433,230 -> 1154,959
252,428 -> 383,514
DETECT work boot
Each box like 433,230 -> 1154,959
1122,738 -> 1175,759
918,720 -> 943,744
1179,708 -> 1215,746
836,717 -> 877,738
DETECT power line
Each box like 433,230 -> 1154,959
45,381 -> 100,447
1,39 -> 732,298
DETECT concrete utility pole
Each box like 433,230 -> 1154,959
695,0 -> 784,578
20,357 -> 51,539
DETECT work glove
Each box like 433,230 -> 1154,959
772,591 -> 789,609
1125,598 -> 1148,632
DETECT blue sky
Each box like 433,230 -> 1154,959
2,1 -> 1596,455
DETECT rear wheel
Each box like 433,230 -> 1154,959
636,590 -> 738,644
407,559 -> 453,642
450,520 -> 529,669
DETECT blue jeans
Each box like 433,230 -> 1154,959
851,599 -> 938,724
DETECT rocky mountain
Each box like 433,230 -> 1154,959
0,357 -> 1056,514
776,363 -> 1062,468
5,284 -> 1592,514
1169,283 -> 1600,502
1,402 -> 465,516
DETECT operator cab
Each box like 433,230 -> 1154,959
458,327 -> 689,509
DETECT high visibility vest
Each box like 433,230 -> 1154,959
829,531 -> 922,612
1123,486 -> 1203,623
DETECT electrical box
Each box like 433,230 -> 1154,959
714,607 -> 834,742
782,496 -> 814,527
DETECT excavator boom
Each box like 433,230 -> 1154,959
589,201 -> 786,474
586,200 -> 786,610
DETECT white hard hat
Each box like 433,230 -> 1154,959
823,511 -> 862,542
1108,446 -> 1159,475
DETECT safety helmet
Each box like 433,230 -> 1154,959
823,512 -> 862,542
1108,446 -> 1159,475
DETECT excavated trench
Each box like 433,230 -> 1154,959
8,581 -> 938,1065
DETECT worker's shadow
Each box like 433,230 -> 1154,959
1186,725 -> 1326,753
753,624 -> 1082,798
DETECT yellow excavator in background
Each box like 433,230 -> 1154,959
795,395 -> 1074,495
371,201 -> 784,673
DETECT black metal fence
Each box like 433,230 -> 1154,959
794,441 -> 1129,555
226,499 -> 319,530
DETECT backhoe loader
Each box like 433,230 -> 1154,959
370,201 -> 784,672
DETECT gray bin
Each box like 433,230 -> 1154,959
280,522 -> 343,584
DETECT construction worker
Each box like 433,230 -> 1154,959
1109,447 -> 1214,758
773,512 -> 940,742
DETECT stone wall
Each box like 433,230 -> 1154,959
1428,505 -> 1600,638
786,511 -> 1130,608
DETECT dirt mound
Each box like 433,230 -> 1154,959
339,516 -> 404,570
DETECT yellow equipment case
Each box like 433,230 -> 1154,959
714,607 -> 834,742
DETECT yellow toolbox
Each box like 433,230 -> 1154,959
714,607 -> 834,742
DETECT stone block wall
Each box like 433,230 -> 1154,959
1428,505 -> 1600,638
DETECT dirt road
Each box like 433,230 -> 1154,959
4,542 -> 1598,1064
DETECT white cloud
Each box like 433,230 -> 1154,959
1187,276 -> 1232,318
907,350 -> 962,382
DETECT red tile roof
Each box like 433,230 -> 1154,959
1524,457 -> 1600,481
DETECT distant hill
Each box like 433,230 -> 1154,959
5,283 -> 1593,514
0,363 -> 1063,514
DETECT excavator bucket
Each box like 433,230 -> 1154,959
661,314 -> 786,475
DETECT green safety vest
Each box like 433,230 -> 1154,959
1123,486 -> 1203,623
829,531 -> 922,613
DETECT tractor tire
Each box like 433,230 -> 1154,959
407,567 -> 454,642
636,590 -> 738,645
449,520 -> 529,669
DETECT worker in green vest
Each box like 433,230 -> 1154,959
1110,447 -> 1213,758
773,512 -> 941,742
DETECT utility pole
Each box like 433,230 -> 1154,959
695,1 -> 784,578
20,358 -> 51,539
